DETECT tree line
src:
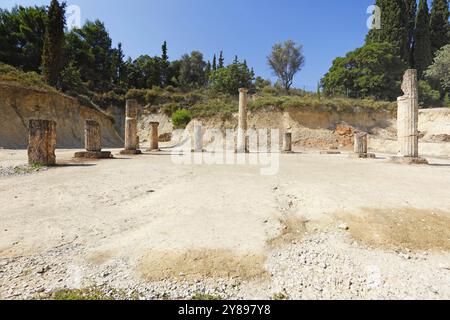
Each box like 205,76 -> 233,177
321,0 -> 449,105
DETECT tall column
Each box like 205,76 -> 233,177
75,120 -> 112,159
193,122 -> 203,152
394,69 -> 427,164
28,119 -> 57,166
283,132 -> 293,153
148,122 -> 160,151
237,88 -> 248,153
120,99 -> 141,155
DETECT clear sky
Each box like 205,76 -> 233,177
2,0 -> 379,90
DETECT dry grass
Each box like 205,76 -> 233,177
338,208 -> 450,252
138,249 -> 268,281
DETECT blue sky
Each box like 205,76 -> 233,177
2,0 -> 380,90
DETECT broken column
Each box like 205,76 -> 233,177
74,120 -> 112,159
120,99 -> 142,155
282,132 -> 293,153
148,122 -> 160,151
28,119 -> 57,166
393,69 -> 428,164
193,122 -> 203,152
236,88 -> 249,153
351,131 -> 375,159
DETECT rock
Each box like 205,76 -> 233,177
338,223 -> 349,231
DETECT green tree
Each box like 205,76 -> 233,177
425,44 -> 450,95
212,54 -> 217,71
267,40 -> 305,92
414,0 -> 433,77
210,60 -> 254,95
404,0 -> 417,66
430,0 -> 450,55
218,51 -> 224,69
0,6 -> 47,72
66,20 -> 115,92
127,55 -> 162,89
366,0 -> 409,63
178,51 -> 207,88
41,0 -> 66,86
321,43 -> 407,101
161,41 -> 169,87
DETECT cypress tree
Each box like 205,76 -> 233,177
404,0 -> 417,66
366,0 -> 409,62
414,0 -> 433,77
42,0 -> 66,86
430,0 -> 450,55
212,54 -> 217,71
218,51 -> 224,69
161,41 -> 169,87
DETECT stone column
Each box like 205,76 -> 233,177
148,122 -> 160,151
120,99 -> 141,155
351,132 -> 375,159
236,88 -> 249,153
193,122 -> 203,152
283,132 -> 293,153
393,69 -> 427,164
75,120 -> 112,159
28,119 -> 56,166
85,120 -> 101,152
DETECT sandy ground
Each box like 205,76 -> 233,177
0,148 -> 450,300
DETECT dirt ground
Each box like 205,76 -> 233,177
0,148 -> 450,300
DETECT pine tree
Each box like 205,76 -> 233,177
205,61 -> 212,85
218,51 -> 224,69
233,55 -> 238,64
42,0 -> 66,86
414,0 -> 433,77
212,54 -> 217,71
430,0 -> 450,55
404,0 -> 417,66
366,0 -> 409,62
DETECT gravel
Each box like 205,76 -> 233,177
1,231 -> 449,300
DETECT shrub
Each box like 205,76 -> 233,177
172,109 -> 192,129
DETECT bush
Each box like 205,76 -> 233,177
172,109 -> 192,129
125,88 -> 147,105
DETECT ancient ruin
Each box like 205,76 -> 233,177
148,122 -> 160,151
120,99 -> 142,155
351,132 -> 375,159
393,69 -> 428,164
283,132 -> 293,153
236,88 -> 249,153
74,120 -> 112,159
193,122 -> 203,152
27,119 -> 57,166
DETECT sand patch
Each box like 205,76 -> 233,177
138,249 -> 267,281
267,216 -> 307,247
338,208 -> 450,251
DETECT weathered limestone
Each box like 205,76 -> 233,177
120,99 -> 142,155
28,119 -> 57,166
392,69 -> 428,165
193,122 -> 203,152
74,120 -> 112,159
351,132 -> 375,159
282,132 -> 293,153
148,122 -> 160,151
236,88 -> 249,153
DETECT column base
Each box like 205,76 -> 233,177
391,156 -> 429,165
349,153 -> 376,159
74,151 -> 113,159
120,149 -> 142,155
